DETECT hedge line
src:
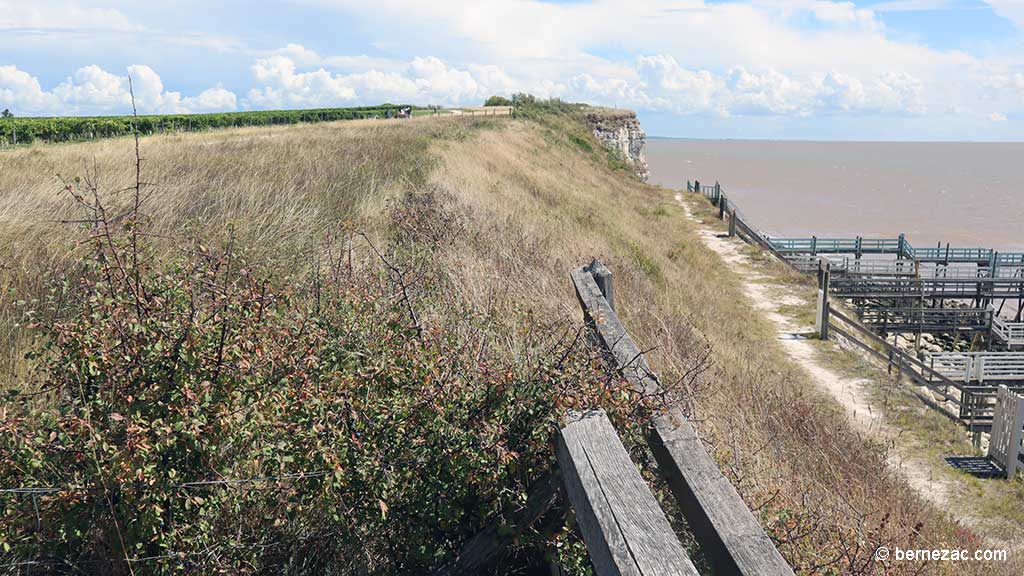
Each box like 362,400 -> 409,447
0,104 -> 415,145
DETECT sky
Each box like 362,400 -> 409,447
2,0 -> 1024,140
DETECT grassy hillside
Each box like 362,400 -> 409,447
0,106 -> 1010,574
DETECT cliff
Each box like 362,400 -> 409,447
585,109 -> 649,181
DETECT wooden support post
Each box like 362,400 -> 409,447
728,209 -> 737,237
587,259 -> 615,311
557,410 -> 699,576
719,194 -> 728,220
817,260 -> 831,340
810,236 -> 818,256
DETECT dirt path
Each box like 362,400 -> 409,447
674,192 -> 994,538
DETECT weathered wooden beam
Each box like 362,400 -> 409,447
431,474 -> 561,576
649,412 -> 794,576
557,410 -> 699,576
587,259 -> 615,311
570,267 -> 659,396
571,264 -> 795,576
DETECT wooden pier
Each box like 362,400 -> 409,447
687,179 -> 1024,447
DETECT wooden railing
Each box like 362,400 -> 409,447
993,316 -> 1024,347
569,260 -> 794,576
989,386 -> 1024,478
929,352 -> 1024,383
768,236 -> 1024,267
434,261 -> 795,575
856,306 -> 992,335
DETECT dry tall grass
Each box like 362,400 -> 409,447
0,117 -> 492,386
419,115 -> 1014,575
1,111 -> 1014,574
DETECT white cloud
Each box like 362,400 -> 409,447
0,64 -> 238,116
869,0 -> 956,12
5,0 -> 1024,136
984,0 -> 1024,28
989,111 -> 1009,121
0,0 -> 139,32
0,66 -> 60,114
244,52 -> 523,108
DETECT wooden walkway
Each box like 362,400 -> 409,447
828,275 -> 1024,301
768,235 -> 1024,268
687,179 -> 1024,431
855,306 -> 992,335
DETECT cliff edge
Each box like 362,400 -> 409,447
584,109 -> 649,181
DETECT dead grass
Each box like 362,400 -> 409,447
0,116 -> 496,386
2,111 -> 1016,574
424,116 -> 1013,574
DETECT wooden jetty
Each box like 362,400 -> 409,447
687,179 -> 1024,445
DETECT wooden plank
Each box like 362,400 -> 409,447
570,268 -> 659,396
431,474 -> 561,576
650,412 -> 794,576
571,265 -> 794,576
557,410 -> 699,576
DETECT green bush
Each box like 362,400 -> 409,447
483,96 -> 513,107
0,180 -> 646,573
0,105 -> 415,146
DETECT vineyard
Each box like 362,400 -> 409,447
0,104 -> 416,146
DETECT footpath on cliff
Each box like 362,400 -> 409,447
672,189 -> 1024,553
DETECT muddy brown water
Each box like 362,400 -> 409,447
647,139 -> 1024,253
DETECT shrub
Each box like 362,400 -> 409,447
0,171 -> 648,574
483,96 -> 513,107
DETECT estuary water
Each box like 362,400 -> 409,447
646,139 -> 1024,253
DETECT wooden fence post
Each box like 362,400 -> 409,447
587,259 -> 614,311
728,209 -> 737,237
816,260 -> 831,340
719,194 -> 727,220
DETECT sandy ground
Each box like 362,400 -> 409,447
674,192 -> 1002,543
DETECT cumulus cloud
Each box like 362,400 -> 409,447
0,0 -> 139,32
561,54 -> 926,118
244,53 -> 523,108
6,0 -> 1024,135
0,64 -> 237,116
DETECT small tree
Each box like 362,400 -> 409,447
483,95 -> 512,107
1,109 -> 12,118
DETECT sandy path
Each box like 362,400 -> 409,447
674,192 -> 990,536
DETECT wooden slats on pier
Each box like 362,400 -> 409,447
557,410 -> 699,576
570,262 -> 794,576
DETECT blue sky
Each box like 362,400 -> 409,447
3,0 -> 1024,140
